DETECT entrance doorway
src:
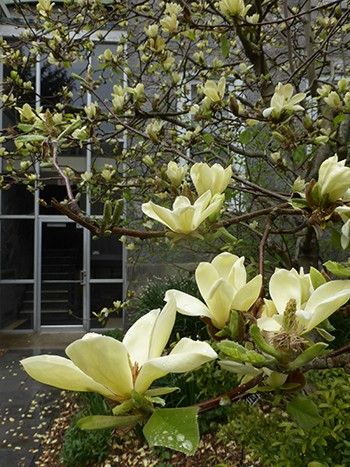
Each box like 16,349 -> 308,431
40,221 -> 84,326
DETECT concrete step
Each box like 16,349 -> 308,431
24,290 -> 69,301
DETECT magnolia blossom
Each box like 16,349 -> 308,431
202,78 -> 226,103
217,0 -> 251,18
263,83 -> 306,119
142,191 -> 224,234
21,299 -> 217,401
317,155 -> 350,203
335,206 -> 350,249
166,161 -> 187,187
257,268 -> 350,334
165,252 -> 262,329
190,163 -> 232,196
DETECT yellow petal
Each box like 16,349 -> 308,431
303,280 -> 350,332
135,338 -> 217,393
123,298 -> 176,365
269,269 -> 302,314
164,289 -> 211,318
232,274 -> 262,311
21,355 -> 118,399
141,201 -> 178,231
66,334 -> 133,398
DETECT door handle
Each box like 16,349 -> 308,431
79,270 -> 86,285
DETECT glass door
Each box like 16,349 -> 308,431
40,219 -> 85,328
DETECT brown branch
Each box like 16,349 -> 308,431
304,353 -> 350,373
51,200 -> 165,239
197,374 -> 264,414
259,217 -> 272,279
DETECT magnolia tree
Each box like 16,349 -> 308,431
2,0 -> 350,455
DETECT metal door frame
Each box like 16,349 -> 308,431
37,216 -> 88,332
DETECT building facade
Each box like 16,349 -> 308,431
0,1 -> 127,333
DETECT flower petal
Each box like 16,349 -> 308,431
123,299 -> 176,365
21,355 -> 118,399
206,278 -> 234,328
269,269 -> 302,314
256,316 -> 283,332
211,252 -> 241,284
232,274 -> 262,311
66,334 -> 133,398
141,201 -> 178,231
303,280 -> 350,332
195,261 -> 220,302
164,289 -> 211,318
135,338 -> 217,393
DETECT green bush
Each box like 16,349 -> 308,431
132,274 -> 208,341
218,369 -> 350,467
60,393 -> 113,467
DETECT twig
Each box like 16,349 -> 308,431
197,374 -> 264,414
259,217 -> 272,279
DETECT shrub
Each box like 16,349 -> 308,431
60,393 -> 113,467
131,274 -> 208,341
218,369 -> 350,467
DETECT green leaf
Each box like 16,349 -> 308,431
290,198 -> 309,210
202,133 -> 214,146
217,340 -> 272,367
249,324 -> 282,360
309,267 -> 326,289
333,113 -> 345,126
16,134 -> 46,143
220,34 -> 230,58
239,128 -> 254,145
324,260 -> 350,278
17,123 -> 34,133
288,343 -> 328,371
112,399 -> 134,415
286,396 -> 323,430
144,387 -> 179,397
143,407 -> 199,455
315,327 -> 335,342
77,414 -> 142,430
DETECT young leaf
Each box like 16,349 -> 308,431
217,340 -> 272,367
77,414 -> 142,430
143,407 -> 199,455
324,260 -> 350,278
286,396 -> 323,430
144,387 -> 179,397
220,34 -> 230,58
288,343 -> 328,371
309,267 -> 326,289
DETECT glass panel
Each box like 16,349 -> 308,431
39,184 -> 86,215
42,222 -> 83,281
40,281 -> 83,326
90,283 -> 123,329
1,185 -> 34,215
0,220 -> 34,279
40,59 -> 87,110
41,222 -> 84,326
0,283 -> 33,330
91,236 -> 123,279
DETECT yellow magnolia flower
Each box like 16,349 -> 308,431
142,191 -> 224,234
202,77 -> 226,103
316,155 -> 350,203
217,0 -> 251,18
257,268 -> 350,334
263,83 -> 306,120
21,299 -> 217,401
166,252 -> 262,329
166,161 -> 187,187
190,163 -> 232,196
